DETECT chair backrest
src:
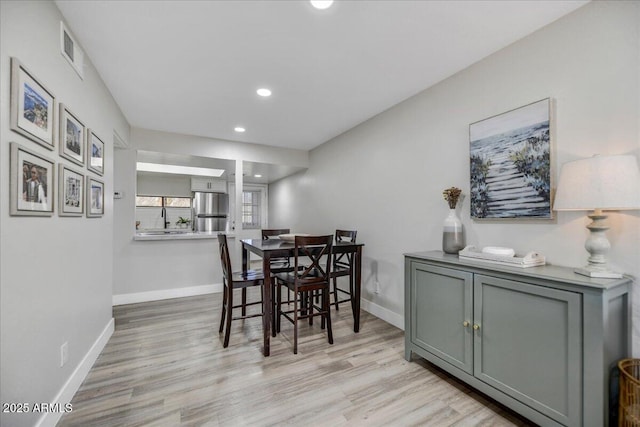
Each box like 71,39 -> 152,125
218,233 -> 232,283
262,229 -> 290,240
334,229 -> 357,267
294,235 -> 333,286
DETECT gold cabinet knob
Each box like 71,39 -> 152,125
473,324 -> 480,330
462,321 -> 470,327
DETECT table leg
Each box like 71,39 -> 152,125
262,253 -> 272,356
353,246 -> 362,333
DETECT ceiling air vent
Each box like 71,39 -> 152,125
60,21 -> 84,79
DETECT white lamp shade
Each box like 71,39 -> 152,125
554,154 -> 640,211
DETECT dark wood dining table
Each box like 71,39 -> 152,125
241,237 -> 364,356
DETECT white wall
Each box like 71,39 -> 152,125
270,1 -> 640,350
0,2 -> 130,427
112,128 -> 309,301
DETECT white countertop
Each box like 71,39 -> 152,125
133,230 -> 234,241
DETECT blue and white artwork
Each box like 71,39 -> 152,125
22,82 -> 49,130
12,58 -> 55,149
470,99 -> 551,219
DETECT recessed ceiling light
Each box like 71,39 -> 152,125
256,88 -> 272,97
310,0 -> 333,10
234,127 -> 246,133
254,174 -> 262,178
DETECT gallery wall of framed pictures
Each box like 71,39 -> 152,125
8,56 -> 106,218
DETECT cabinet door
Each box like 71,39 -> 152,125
191,177 -> 208,191
410,263 -> 473,374
191,178 -> 226,193
473,275 -> 582,426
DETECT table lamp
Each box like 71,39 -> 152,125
553,154 -> 640,278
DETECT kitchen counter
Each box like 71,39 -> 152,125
133,230 -> 234,241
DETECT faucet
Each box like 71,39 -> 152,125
161,207 -> 170,229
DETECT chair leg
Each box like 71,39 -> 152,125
308,292 -> 314,326
276,280 -> 282,334
219,284 -> 227,333
293,287 -> 299,354
324,287 -> 333,345
241,288 -> 247,316
333,276 -> 339,310
272,278 -> 277,337
223,286 -> 233,348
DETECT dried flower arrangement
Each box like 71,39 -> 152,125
443,187 -> 462,209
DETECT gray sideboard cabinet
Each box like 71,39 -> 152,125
404,251 -> 632,427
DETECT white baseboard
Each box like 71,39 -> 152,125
35,318 -> 115,427
361,298 -> 404,330
113,283 -> 222,306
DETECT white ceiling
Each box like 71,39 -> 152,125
55,0 -> 587,151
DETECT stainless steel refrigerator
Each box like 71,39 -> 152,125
193,192 -> 228,232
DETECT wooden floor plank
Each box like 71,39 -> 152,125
59,291 -> 534,426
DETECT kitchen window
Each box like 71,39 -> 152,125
135,196 -> 191,208
135,195 -> 192,229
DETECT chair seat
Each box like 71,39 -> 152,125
274,268 -> 324,283
232,269 -> 264,283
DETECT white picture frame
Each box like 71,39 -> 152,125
87,130 -> 104,176
87,177 -> 104,217
59,165 -> 84,216
10,142 -> 55,216
59,104 -> 85,166
10,57 -> 56,150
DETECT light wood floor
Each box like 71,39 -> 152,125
59,291 -> 535,426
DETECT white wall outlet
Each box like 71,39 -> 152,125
60,342 -> 68,367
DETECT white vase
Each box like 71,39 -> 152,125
442,209 -> 465,254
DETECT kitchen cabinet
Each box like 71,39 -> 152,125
404,251 -> 631,427
191,177 -> 227,193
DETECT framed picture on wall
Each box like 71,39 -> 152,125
10,57 -> 56,150
87,130 -> 104,175
10,142 -> 55,216
86,177 -> 104,217
59,104 -> 85,166
59,165 -> 84,216
469,98 -> 553,220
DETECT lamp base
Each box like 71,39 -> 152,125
574,266 -> 623,279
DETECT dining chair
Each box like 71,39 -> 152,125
218,233 -> 264,348
274,235 -> 333,354
331,229 -> 358,311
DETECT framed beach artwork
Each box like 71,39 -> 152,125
87,130 -> 104,175
59,104 -> 85,166
59,165 -> 84,216
10,58 -> 56,149
10,142 -> 55,216
469,98 -> 552,220
86,177 -> 104,217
